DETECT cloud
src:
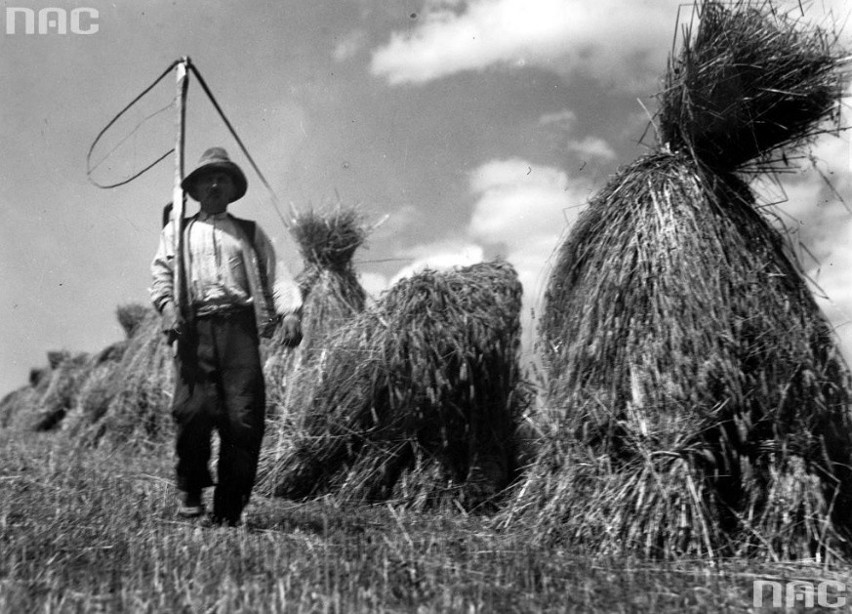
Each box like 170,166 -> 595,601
466,158 -> 594,350
370,0 -> 673,89
539,109 -> 617,161
333,29 -> 368,62
357,271 -> 389,299
389,242 -> 485,285
385,158 -> 593,353
467,157 -> 590,293
468,158 -> 589,251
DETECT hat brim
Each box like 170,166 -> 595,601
181,161 -> 248,203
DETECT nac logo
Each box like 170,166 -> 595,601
753,579 -> 847,610
5,7 -> 99,35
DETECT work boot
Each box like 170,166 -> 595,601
211,488 -> 248,527
177,489 -> 204,518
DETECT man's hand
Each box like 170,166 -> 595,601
280,313 -> 302,348
160,302 -> 182,342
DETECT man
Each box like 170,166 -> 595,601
150,147 -> 301,526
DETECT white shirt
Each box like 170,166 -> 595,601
150,212 -> 302,318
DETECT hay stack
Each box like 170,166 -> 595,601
80,308 -> 174,447
0,363 -> 53,430
0,304 -> 155,436
31,352 -> 96,431
61,340 -> 127,435
0,351 -> 94,432
288,204 -> 368,355
259,261 -> 524,509
508,0 -> 852,559
63,304 -> 144,437
263,204 -> 368,412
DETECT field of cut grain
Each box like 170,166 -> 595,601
1,429 -> 849,613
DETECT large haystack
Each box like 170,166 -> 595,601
507,0 -> 852,560
259,261 -> 524,510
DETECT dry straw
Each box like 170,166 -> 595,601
261,203 -> 370,495
0,353 -> 74,430
505,0 -> 852,561
264,203 -> 369,422
66,307 -> 175,447
659,0 -> 847,172
0,304 -> 153,438
258,261 -> 525,510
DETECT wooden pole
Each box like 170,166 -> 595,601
172,57 -> 191,331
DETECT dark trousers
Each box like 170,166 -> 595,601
171,308 -> 265,523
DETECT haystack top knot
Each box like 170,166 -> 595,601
290,203 -> 368,270
658,0 -> 847,172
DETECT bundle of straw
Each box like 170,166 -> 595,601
62,341 -> 128,437
0,360 -> 54,430
63,305 -> 140,436
659,0 -> 846,171
289,204 -> 368,357
264,203 -> 368,413
512,151 -> 852,557
258,261 -> 524,509
31,353 -> 95,431
80,309 -> 175,447
1,303 -> 156,438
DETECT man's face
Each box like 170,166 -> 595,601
195,171 -> 236,213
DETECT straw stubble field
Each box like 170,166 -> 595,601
3,428 -> 846,613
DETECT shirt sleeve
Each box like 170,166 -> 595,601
149,221 -> 176,313
253,225 -> 303,316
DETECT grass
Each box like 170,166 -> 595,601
2,429 -> 851,612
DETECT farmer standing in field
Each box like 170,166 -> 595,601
150,147 -> 302,526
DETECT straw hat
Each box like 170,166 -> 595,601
181,147 -> 247,203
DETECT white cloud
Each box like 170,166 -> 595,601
467,157 -> 593,350
333,29 -> 368,62
370,0 -> 673,89
566,136 -> 616,161
382,158 -> 591,351
370,0 -> 851,90
389,242 -> 485,285
358,271 -> 390,299
468,158 -> 589,251
539,108 -> 616,161
538,109 -> 577,128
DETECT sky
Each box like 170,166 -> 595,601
1,0 -> 851,397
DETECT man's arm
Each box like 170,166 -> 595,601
252,225 -> 303,316
150,221 -> 181,340
253,225 -> 303,345
150,221 -> 176,312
